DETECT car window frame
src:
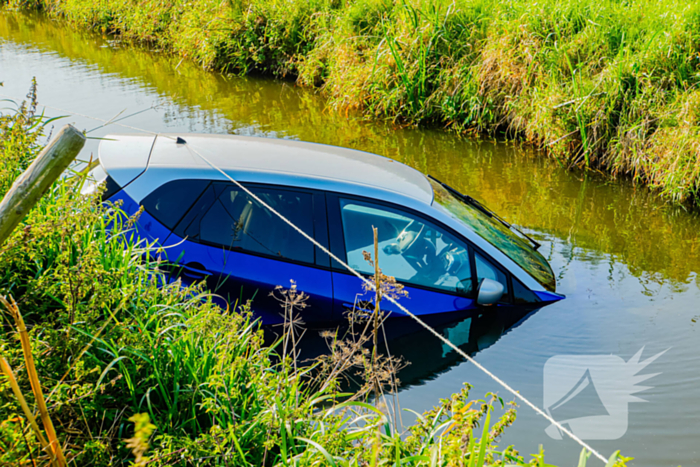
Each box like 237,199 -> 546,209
326,192 -> 515,303
168,180 -> 331,269
511,275 -> 542,304
141,178 -> 212,230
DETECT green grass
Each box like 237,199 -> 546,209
4,0 -> 700,203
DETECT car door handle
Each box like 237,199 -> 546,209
180,262 -> 211,281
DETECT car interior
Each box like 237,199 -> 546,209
339,200 -> 475,296
199,186 -> 314,264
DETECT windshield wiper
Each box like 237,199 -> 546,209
428,175 -> 542,250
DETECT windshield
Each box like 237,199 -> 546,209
429,179 -> 556,291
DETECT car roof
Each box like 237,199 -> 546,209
101,133 -> 434,205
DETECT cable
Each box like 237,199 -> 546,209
183,142 -> 610,464
0,93 -> 162,136
1,93 -> 611,463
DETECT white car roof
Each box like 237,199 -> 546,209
99,133 -> 434,205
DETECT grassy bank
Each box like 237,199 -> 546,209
4,0 -> 700,203
0,87 -> 629,465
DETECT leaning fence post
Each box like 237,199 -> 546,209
0,124 -> 85,247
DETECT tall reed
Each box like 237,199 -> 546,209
1,296 -> 66,467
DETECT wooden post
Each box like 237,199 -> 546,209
0,124 -> 85,247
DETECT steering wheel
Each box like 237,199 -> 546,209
388,220 -> 425,255
384,221 -> 436,274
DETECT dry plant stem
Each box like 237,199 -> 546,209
0,355 -> 51,453
372,226 -> 380,402
1,295 -> 67,467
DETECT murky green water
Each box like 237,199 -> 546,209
2,11 -> 699,466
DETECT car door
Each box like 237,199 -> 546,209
327,194 -> 513,324
157,181 -> 334,325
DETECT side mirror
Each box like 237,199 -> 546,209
477,278 -> 504,306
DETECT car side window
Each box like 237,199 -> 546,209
475,252 -> 509,301
198,184 -> 315,264
339,199 -> 474,297
141,179 -> 210,229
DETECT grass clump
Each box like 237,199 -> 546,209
3,0 -> 700,203
0,84 -> 633,465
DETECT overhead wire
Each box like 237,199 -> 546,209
0,93 -> 163,136
183,142 -> 611,464
3,94 -> 612,463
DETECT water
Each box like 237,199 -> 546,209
2,11 -> 699,466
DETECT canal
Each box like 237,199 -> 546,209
2,11 -> 699,466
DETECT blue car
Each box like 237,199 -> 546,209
85,134 -> 563,325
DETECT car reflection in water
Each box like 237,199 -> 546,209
264,305 -> 540,390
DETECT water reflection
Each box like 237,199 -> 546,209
266,307 -> 541,390
393,307 -> 540,387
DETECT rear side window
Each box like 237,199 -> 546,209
142,179 -> 209,229
198,184 -> 315,264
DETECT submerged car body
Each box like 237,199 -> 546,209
85,134 -> 564,325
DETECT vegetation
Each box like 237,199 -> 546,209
3,0 -> 700,204
0,86 -> 631,465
